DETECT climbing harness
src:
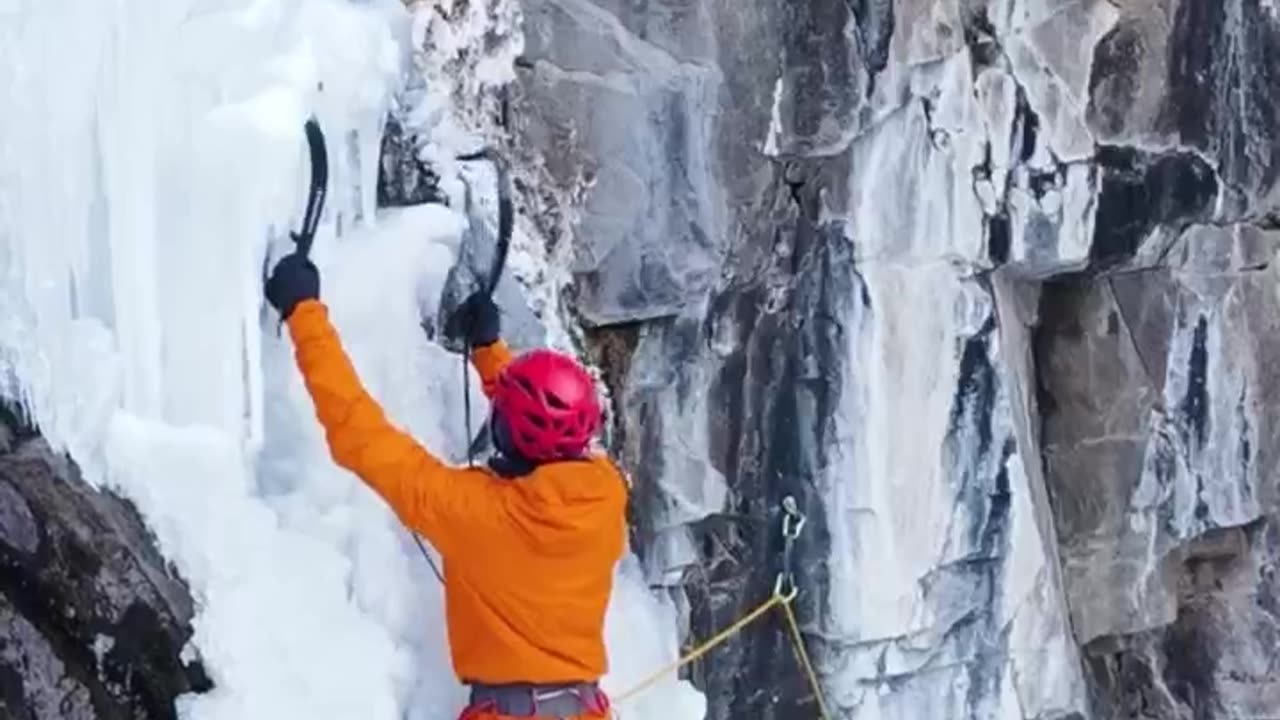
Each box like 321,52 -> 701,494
463,682 -> 610,718
613,496 -> 834,720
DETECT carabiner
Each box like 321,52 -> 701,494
781,495 -> 806,539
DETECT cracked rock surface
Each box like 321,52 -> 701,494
0,405 -> 209,719
508,0 -> 1280,717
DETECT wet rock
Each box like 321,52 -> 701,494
1035,224 -> 1280,645
0,408 -> 210,718
508,0 -> 1280,717
1084,518 -> 1280,719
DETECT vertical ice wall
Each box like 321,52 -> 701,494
0,1 -> 704,718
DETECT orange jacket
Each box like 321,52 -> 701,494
285,299 -> 627,685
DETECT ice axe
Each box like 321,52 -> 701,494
435,147 -> 513,346
263,116 -> 328,332
430,147 -> 514,463
456,146 -> 512,296
293,116 -> 329,260
409,147 -> 514,586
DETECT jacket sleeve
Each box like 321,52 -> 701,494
470,340 -> 513,397
285,299 -> 510,556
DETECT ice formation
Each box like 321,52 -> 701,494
0,1 -> 704,718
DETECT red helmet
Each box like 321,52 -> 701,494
492,349 -> 603,461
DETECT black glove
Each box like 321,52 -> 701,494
265,252 -> 320,320
443,290 -> 500,348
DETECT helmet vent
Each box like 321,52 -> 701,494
515,376 -> 537,396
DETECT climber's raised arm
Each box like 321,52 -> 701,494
264,254 -> 509,557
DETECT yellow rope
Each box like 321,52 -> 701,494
612,590 -> 836,720
613,594 -> 783,703
780,598 -> 835,720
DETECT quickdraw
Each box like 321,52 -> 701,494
774,494 -> 807,601
615,495 -> 833,719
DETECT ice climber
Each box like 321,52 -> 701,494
265,250 -> 624,720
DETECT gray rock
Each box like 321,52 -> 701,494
1036,224 -> 1280,645
514,0 -> 725,326
510,0 -> 1093,716
1085,518 -> 1280,719
0,598 -> 96,720
495,0 -> 1280,716
1086,0 -> 1280,215
0,477 -> 38,556
0,406 -> 210,718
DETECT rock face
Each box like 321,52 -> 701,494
1083,519 -> 1280,719
0,405 -> 209,718
505,0 -> 1280,718
1033,225 -> 1280,718
4,1 -> 1277,717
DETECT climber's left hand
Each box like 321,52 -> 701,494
265,252 -> 320,320
443,290 -> 501,348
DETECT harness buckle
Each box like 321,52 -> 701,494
465,681 -> 608,718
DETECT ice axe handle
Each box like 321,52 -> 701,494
293,116 -> 329,259
455,148 -> 512,297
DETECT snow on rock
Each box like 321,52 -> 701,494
0,1 -> 702,718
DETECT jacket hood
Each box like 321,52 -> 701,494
507,455 -> 626,557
